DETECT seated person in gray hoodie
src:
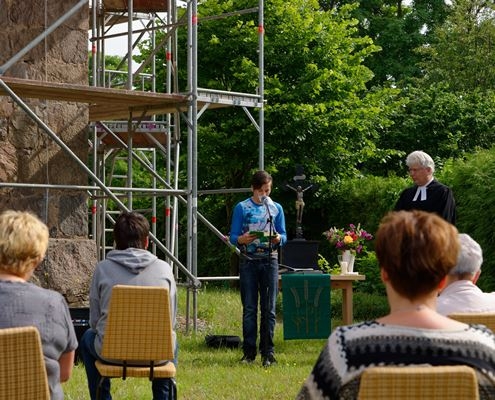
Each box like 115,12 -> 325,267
79,211 -> 177,400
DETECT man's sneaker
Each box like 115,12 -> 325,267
240,354 -> 255,364
262,354 -> 277,367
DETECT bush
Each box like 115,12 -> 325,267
319,153 -> 495,293
315,175 -> 405,297
353,291 -> 389,321
441,148 -> 495,292
354,251 -> 385,297
319,175 -> 408,237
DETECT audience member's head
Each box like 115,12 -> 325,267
375,210 -> 459,301
448,233 -> 483,281
0,210 -> 49,277
113,211 -> 150,250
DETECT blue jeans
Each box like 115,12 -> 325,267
79,329 -> 176,400
239,255 -> 279,357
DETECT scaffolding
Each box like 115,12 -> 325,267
0,0 -> 265,331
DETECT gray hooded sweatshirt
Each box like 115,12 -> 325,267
89,248 -> 177,357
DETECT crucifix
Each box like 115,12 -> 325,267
285,165 -> 316,239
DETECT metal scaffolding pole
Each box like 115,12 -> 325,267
185,0 -> 200,333
258,0 -> 265,170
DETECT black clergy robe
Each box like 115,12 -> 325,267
394,179 -> 456,225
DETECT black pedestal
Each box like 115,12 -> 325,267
280,240 -> 320,270
69,307 -> 90,363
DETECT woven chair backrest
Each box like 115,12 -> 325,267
358,365 -> 479,400
101,285 -> 173,362
449,312 -> 495,333
0,326 -> 50,400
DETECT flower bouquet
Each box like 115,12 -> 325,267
323,224 -> 373,274
323,223 -> 373,254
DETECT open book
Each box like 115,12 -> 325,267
249,230 -> 270,242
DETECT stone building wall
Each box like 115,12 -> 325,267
0,0 -> 96,305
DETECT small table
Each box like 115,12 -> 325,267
331,274 -> 365,325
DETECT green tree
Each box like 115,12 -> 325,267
193,0 -> 404,239
88,53 -> 128,86
135,0 -> 405,271
137,0 -> 403,184
263,1 -> 403,179
320,0 -> 450,86
374,0 -> 495,173
418,0 -> 495,92
374,84 -> 495,173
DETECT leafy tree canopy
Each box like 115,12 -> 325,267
320,0 -> 451,86
417,0 -> 495,92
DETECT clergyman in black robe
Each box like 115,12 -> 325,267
394,151 -> 456,225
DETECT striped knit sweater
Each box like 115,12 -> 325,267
296,320 -> 495,400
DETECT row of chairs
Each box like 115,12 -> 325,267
1,287 -> 492,399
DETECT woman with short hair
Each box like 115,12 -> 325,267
297,210 -> 495,399
0,210 -> 77,400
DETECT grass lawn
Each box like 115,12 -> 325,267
63,284 -> 386,399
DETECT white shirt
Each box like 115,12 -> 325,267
437,280 -> 495,316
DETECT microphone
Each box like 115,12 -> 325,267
259,195 -> 273,218
259,195 -> 270,205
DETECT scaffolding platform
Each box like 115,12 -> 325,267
197,88 -> 263,108
96,120 -> 169,147
103,0 -> 168,13
0,77 -> 261,121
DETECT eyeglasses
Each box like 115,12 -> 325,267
408,167 -> 425,173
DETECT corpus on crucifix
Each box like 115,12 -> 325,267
285,165 -> 315,239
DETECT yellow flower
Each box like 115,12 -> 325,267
343,235 -> 354,245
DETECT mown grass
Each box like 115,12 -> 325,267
63,284 -> 387,399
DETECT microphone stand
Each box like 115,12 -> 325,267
264,198 -> 274,360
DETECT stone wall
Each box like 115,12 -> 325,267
0,0 -> 96,305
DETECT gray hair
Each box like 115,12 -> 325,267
406,151 -> 435,174
450,233 -> 483,276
